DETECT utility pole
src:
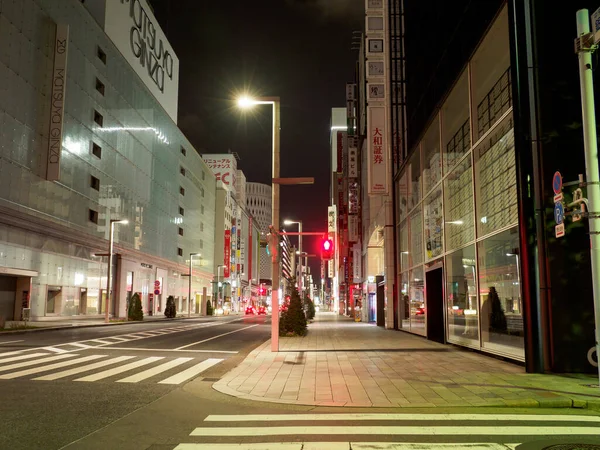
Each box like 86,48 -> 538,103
575,9 -> 600,386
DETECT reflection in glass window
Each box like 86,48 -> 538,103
442,70 -> 470,174
424,188 -> 443,260
409,266 -> 425,336
422,117 -> 441,194
478,228 -> 524,359
475,118 -> 518,237
445,245 -> 478,345
399,221 -> 408,271
408,147 -> 421,210
409,206 -> 423,268
398,171 -> 408,221
400,272 -> 409,329
444,157 -> 474,250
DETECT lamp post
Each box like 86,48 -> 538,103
216,264 -> 226,310
106,218 -> 128,323
238,95 -> 281,352
188,253 -> 201,318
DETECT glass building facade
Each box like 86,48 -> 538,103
0,0 -> 215,319
395,7 -> 524,360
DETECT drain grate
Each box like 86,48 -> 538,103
543,445 -> 600,450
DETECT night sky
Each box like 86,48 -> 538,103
149,0 -> 362,277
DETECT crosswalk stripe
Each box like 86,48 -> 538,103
203,413 -> 600,423
103,337 -> 127,342
70,343 -> 93,349
133,332 -> 157,336
74,356 -> 164,382
44,347 -> 69,353
0,354 -> 76,372
0,350 -> 25,357
0,353 -> 49,364
90,339 -> 112,344
189,426 -> 600,437
174,444 -> 517,450
0,355 -> 106,379
34,356 -> 136,381
158,358 -> 222,385
117,357 -> 193,383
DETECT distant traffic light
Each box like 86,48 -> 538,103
321,237 -> 333,260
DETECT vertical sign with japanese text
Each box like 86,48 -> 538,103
367,106 -> 388,194
224,230 -> 231,278
47,24 -> 69,181
353,243 -> 362,283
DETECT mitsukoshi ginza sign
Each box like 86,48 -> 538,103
104,0 -> 180,122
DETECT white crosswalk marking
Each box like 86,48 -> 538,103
158,358 -> 222,384
34,356 -> 136,381
117,357 -> 193,383
0,355 -> 106,380
74,356 -> 164,382
175,445 -> 516,450
44,347 -> 70,353
0,354 -> 75,372
0,353 -> 49,364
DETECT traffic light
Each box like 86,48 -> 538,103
321,237 -> 333,260
266,226 -> 279,262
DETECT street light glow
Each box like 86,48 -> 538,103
237,96 -> 255,109
283,219 -> 297,225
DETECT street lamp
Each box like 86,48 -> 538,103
188,253 -> 201,318
216,264 -> 226,310
237,95 -> 281,352
106,219 -> 128,323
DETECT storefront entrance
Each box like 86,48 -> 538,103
425,264 -> 445,344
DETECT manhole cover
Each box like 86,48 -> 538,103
543,445 -> 600,450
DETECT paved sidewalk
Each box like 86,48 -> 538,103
213,312 -> 600,410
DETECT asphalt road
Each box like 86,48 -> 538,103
1,316 -> 600,450
0,315 -> 270,450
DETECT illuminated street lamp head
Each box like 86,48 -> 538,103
283,219 -> 297,225
237,96 -> 255,109
111,219 -> 128,225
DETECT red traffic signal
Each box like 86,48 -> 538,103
321,238 -> 334,260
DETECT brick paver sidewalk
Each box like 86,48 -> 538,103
213,312 -> 600,410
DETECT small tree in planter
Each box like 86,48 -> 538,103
164,295 -> 176,318
488,286 -> 507,334
303,295 -> 315,321
206,299 -> 213,316
128,293 -> 144,321
279,288 -> 307,336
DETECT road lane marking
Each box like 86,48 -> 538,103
175,324 -> 259,350
117,357 -> 193,383
89,339 -> 112,344
83,347 -> 237,354
158,358 -> 222,384
189,426 -> 600,437
44,347 -> 70,353
0,355 -> 106,379
174,445 -> 518,450
0,340 -> 24,345
34,356 -> 136,381
74,356 -> 164,382
0,354 -> 76,372
69,343 -> 93,349
203,413 -> 600,423
0,353 -> 49,364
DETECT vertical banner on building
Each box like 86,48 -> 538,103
46,24 -> 69,181
224,230 -> 231,277
327,206 -> 337,237
348,216 -> 358,243
336,131 -> 347,174
348,147 -> 358,178
328,260 -> 334,278
367,106 -> 388,194
353,243 -> 362,283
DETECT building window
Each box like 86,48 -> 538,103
201,187 -> 205,197
95,78 -> 105,96
177,247 -> 183,257
200,239 -> 204,249
179,206 -> 184,216
200,222 -> 204,232
88,209 -> 98,224
180,166 -> 186,176
97,46 -> 106,64
180,186 -> 185,196
181,146 -> 187,156
93,110 -> 104,127
91,142 -> 102,159
178,227 -> 184,236
90,175 -> 100,191
201,171 -> 205,181
201,205 -> 204,214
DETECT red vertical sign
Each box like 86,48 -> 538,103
224,230 -> 231,277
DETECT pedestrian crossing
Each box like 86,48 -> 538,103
174,413 -> 600,449
0,351 -> 222,385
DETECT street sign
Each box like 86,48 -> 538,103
154,289 -> 160,295
552,171 -> 563,195
555,223 -> 565,238
592,7 -> 600,44
572,188 -> 584,222
553,192 -> 563,203
554,202 -> 565,225
154,280 -> 160,287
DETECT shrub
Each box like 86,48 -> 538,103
164,295 -> 176,318
206,299 -> 213,316
488,286 -> 507,333
128,292 -> 143,321
304,295 -> 315,320
279,288 -> 307,336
